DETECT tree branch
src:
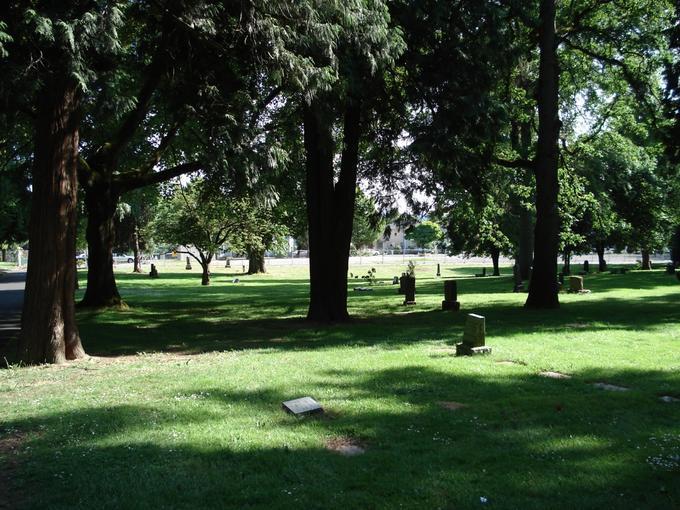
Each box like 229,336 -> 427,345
117,161 -> 202,192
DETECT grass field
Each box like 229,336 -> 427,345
1,261 -> 679,509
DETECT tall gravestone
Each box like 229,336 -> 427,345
442,280 -> 460,311
583,260 -> 590,273
456,313 -> 491,356
185,257 -> 192,270
149,264 -> 159,278
436,263 -> 441,277
403,275 -> 416,305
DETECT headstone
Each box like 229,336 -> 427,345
442,280 -> 460,311
666,263 -> 676,275
397,273 -> 406,295
436,263 -> 441,277
185,257 -> 192,270
568,276 -> 584,293
583,260 -> 590,273
392,276 -> 399,285
282,396 -> 323,416
242,264 -> 246,273
403,275 -> 416,305
225,258 -> 231,268
475,267 -> 487,278
512,264 -> 524,292
456,313 -> 491,355
149,264 -> 159,278
232,278 -> 240,284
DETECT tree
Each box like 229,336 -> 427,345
406,221 -> 444,250
0,3 -> 123,364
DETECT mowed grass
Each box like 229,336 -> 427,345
1,261 -> 679,509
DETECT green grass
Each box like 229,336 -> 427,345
1,262 -> 679,509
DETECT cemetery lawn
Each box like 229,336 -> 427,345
1,262 -> 679,509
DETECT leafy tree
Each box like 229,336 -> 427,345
406,221 -> 444,250
0,3 -> 123,363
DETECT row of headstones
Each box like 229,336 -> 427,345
149,257 -> 246,280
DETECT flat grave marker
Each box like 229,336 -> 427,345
282,397 -> 324,416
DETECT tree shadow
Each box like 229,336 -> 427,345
3,366 -> 678,509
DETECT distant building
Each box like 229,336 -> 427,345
374,223 -> 416,252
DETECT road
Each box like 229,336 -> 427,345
0,271 -> 24,351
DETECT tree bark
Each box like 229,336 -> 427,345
491,248 -> 500,276
596,242 -> 607,272
132,219 -> 142,273
247,246 -> 266,274
80,184 -> 122,307
304,95 -> 361,322
200,253 -> 212,285
17,78 -> 86,364
641,250 -> 652,270
1,248 -> 6,262
562,250 -> 571,275
526,0 -> 560,309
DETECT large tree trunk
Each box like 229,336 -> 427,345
304,95 -> 361,322
491,248 -> 500,276
526,0 -> 560,309
200,254 -> 212,285
596,242 -> 607,272
17,78 -> 86,364
641,250 -> 652,270
132,219 -> 142,273
80,184 -> 122,307
247,246 -> 266,274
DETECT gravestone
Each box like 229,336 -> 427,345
225,258 -> 231,268
666,263 -> 676,275
456,313 -> 491,356
149,264 -> 159,279
442,280 -> 460,311
583,260 -> 590,273
232,278 -> 240,284
512,264 -> 524,292
282,397 -> 324,416
436,263 -> 441,277
397,273 -> 406,294
185,257 -> 192,270
475,267 -> 487,278
392,276 -> 399,285
242,264 -> 246,273
568,276 -> 585,293
403,275 -> 416,305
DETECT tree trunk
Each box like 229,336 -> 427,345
200,254 -> 212,285
514,121 -> 534,280
641,250 -> 652,270
491,248 -> 500,276
596,242 -> 607,272
247,246 -> 266,274
1,248 -> 6,262
526,0 -> 560,309
17,78 -> 86,364
304,95 -> 361,322
132,219 -> 142,273
562,250 -> 571,275
80,184 -> 122,307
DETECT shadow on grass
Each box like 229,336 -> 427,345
3,366 -> 678,509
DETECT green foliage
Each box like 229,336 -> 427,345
351,190 -> 384,248
405,221 -> 443,249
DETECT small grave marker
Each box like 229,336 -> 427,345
475,267 -> 487,278
392,276 -> 399,284
583,260 -> 590,273
442,280 -> 460,311
456,313 -> 491,356
591,382 -> 629,392
225,258 -> 231,268
185,257 -> 192,270
149,264 -> 159,279
539,371 -> 571,380
232,278 -> 240,283
436,263 -> 441,277
282,397 -> 324,416
568,276 -> 590,294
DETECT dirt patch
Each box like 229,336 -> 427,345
0,432 -> 28,509
325,436 -> 366,456
438,401 -> 467,411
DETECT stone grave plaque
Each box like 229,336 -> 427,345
282,397 -> 323,416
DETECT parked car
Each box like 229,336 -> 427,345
112,254 -> 134,263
